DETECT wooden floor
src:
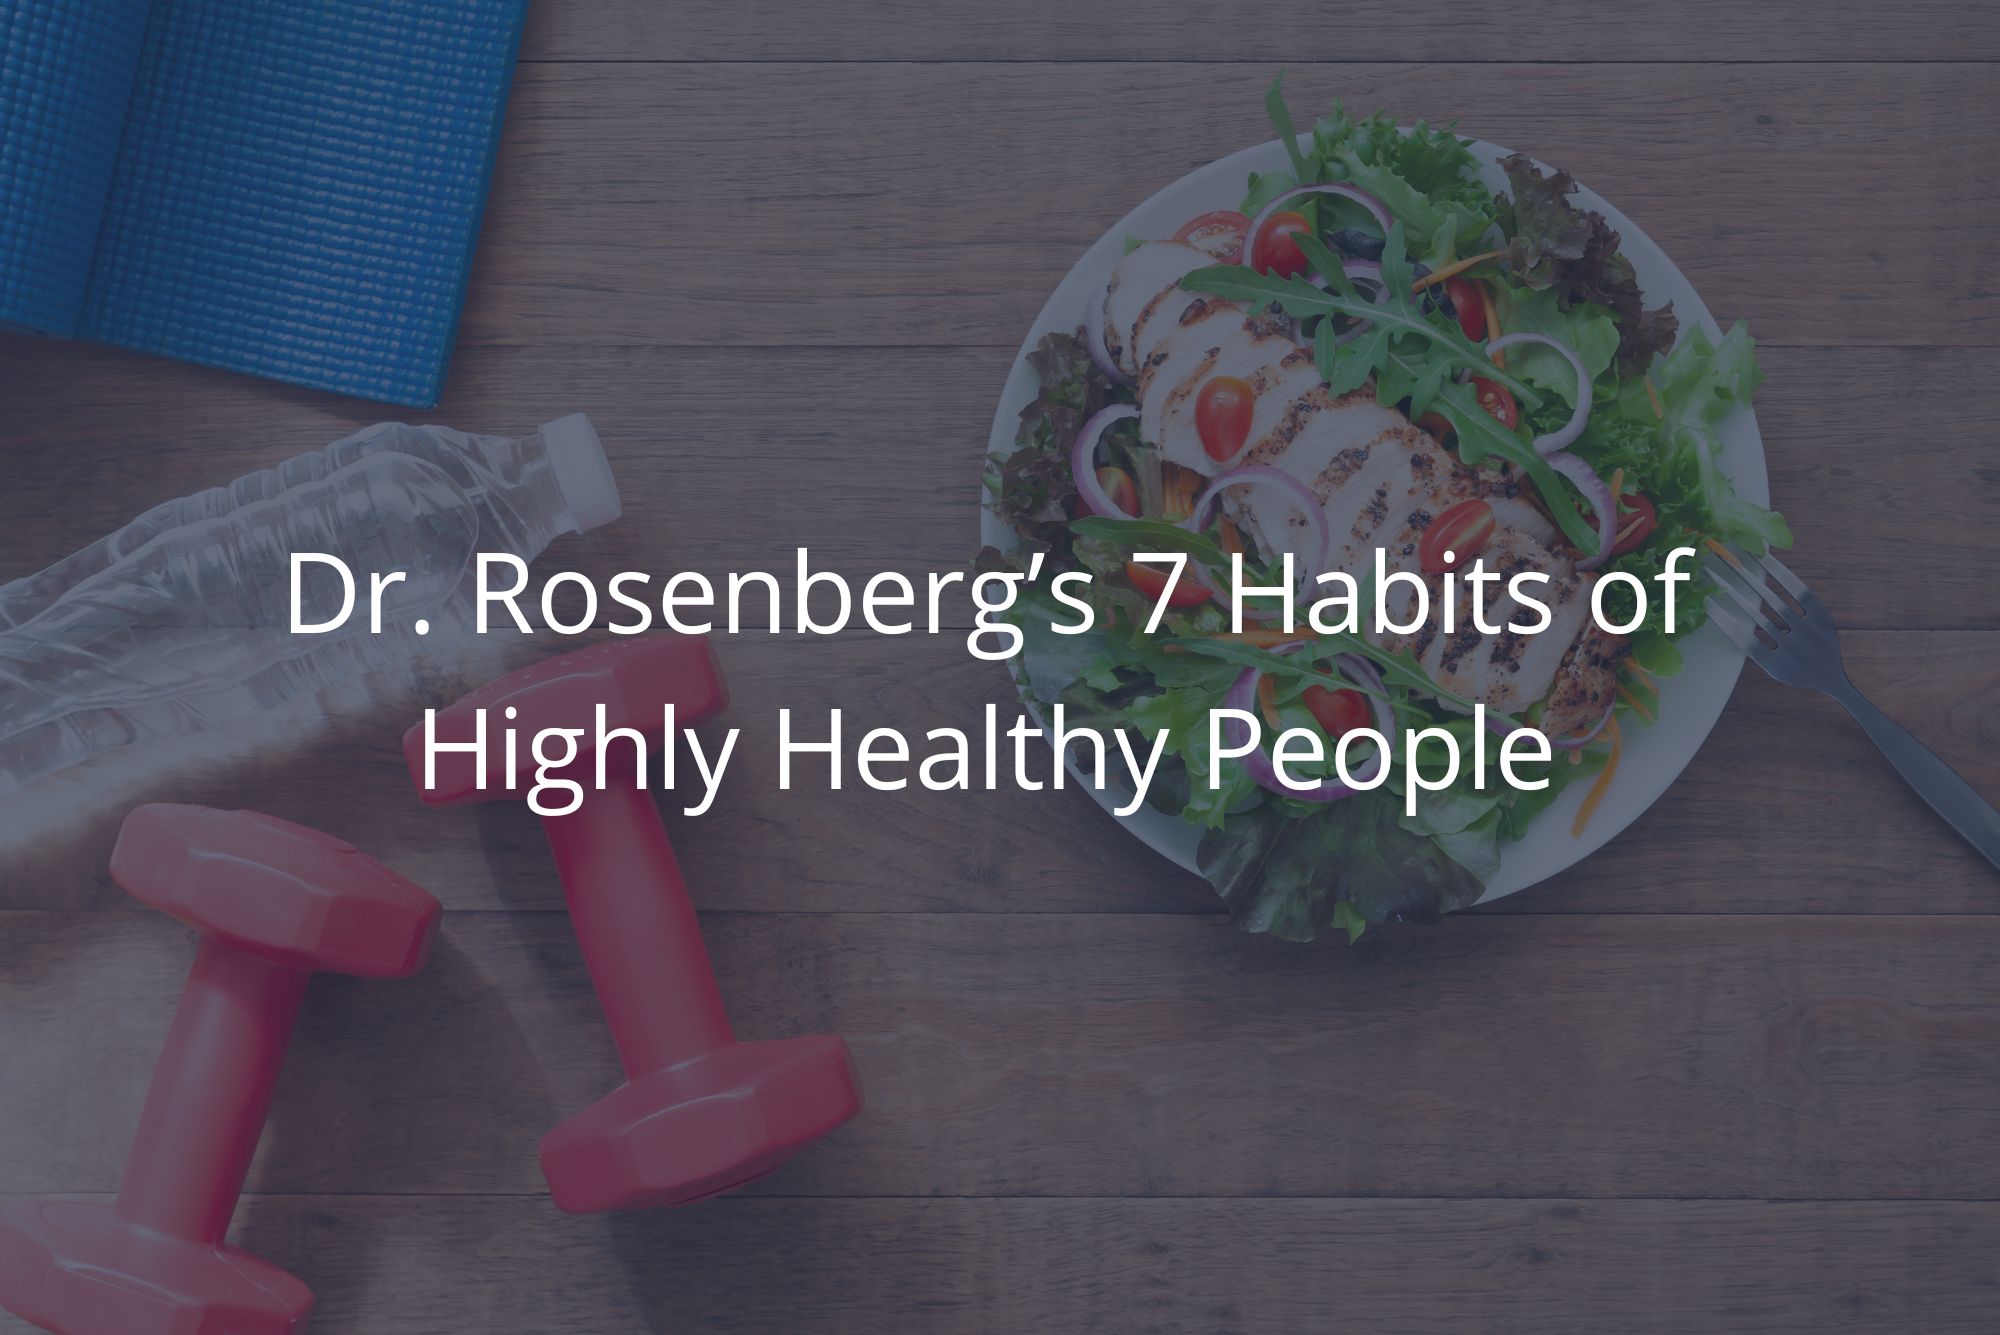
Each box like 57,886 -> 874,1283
4,2 -> 1999,1330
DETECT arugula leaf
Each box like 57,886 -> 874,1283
1265,71 -> 1311,182
1162,636 -> 1380,698
1180,229 -> 1600,553
1071,515 -> 1230,568
1421,381 -> 1594,554
1181,237 -> 1541,409
1163,633 -> 1511,723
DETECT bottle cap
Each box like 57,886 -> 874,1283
539,413 -> 621,534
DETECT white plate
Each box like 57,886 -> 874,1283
981,134 -> 1766,905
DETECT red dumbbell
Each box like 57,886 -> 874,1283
405,636 -> 861,1213
0,805 -> 439,1335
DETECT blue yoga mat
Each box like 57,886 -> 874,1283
0,0 -> 529,407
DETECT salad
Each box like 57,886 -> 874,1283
981,77 -> 1789,942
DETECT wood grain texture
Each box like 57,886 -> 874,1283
522,0 -> 2000,64
8,1194 -> 1996,1335
4,913 -> 1999,1202
456,62 -> 2000,349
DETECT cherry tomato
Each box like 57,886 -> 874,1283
1124,559 -> 1211,608
1249,210 -> 1312,279
1444,276 -> 1486,340
1174,209 -> 1250,264
1096,467 -> 1141,517
1609,492 -> 1658,557
1418,497 -> 1497,574
1303,684 -> 1372,738
1471,376 -> 1518,430
1195,375 -> 1255,463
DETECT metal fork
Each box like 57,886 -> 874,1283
1704,544 -> 2000,871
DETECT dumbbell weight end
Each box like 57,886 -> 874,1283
114,942 -> 309,1245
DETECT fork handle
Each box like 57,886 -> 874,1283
1835,686 -> 2000,872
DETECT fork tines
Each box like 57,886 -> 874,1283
1701,543 -> 1820,656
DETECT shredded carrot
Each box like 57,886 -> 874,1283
1220,517 -> 1244,556
1159,463 -> 1202,522
1624,659 -> 1653,686
1609,468 -> 1625,500
1570,714 -> 1623,838
1644,375 -> 1664,420
1704,536 -> 1742,570
1615,683 -> 1655,724
1480,282 -> 1505,370
1257,673 -> 1281,729
1410,250 -> 1506,293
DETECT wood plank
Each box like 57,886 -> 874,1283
521,0 -> 2000,64
3,913 -> 1998,1201
6,1195 -> 1996,1335
1,622 -> 1996,918
458,63 -> 2000,348
0,339 -> 1990,635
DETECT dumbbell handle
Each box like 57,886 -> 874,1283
114,941 -> 306,1245
541,783 -> 733,1076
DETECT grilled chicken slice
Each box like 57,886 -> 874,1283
1101,241 -> 1214,378
1115,276 -> 1626,732
1379,528 -> 1602,723
1255,414 -> 1622,729
1542,622 -> 1626,737
1138,305 -> 1307,474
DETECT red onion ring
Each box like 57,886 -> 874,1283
1544,449 -> 1617,570
1221,647 -> 1394,802
1486,332 -> 1591,454
1244,184 -> 1393,274
1188,465 -> 1331,565
1555,702 -> 1617,749
1084,289 -> 1135,387
1070,405 -> 1140,517
1185,465 -> 1333,619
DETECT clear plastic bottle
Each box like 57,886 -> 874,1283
0,414 -> 619,795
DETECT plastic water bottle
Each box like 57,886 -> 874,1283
0,415 -> 619,796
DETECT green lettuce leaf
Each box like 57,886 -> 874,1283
1246,76 -> 1495,270
1496,153 -> 1678,379
1491,283 -> 1620,408
1574,321 -> 1792,556
983,331 -> 1128,561
1198,797 -> 1485,942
